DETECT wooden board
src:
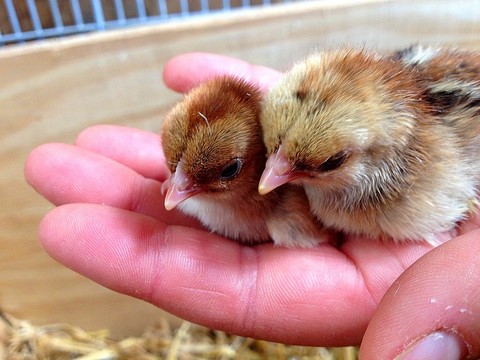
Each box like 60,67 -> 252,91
1,0 -> 479,338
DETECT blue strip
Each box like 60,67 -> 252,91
91,0 -> 105,30
179,0 -> 189,16
49,0 -> 64,29
158,0 -> 168,19
114,0 -> 126,24
26,0 -> 44,35
70,0 -> 84,29
0,0 -> 291,46
5,0 -> 22,37
136,0 -> 147,21
200,0 -> 209,13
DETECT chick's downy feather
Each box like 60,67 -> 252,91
259,46 -> 480,245
161,76 -> 326,247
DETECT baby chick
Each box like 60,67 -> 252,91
161,76 -> 326,247
259,45 -> 480,245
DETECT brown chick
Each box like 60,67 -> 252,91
258,45 -> 480,245
160,76 -> 326,247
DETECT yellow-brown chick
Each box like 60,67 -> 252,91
259,46 -> 480,245
161,76 -> 326,247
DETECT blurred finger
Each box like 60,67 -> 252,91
163,52 -> 282,93
25,142 -> 195,227
75,125 -> 169,181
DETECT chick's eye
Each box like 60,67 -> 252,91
318,151 -> 349,172
220,159 -> 242,180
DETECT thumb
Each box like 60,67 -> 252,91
359,230 -> 480,360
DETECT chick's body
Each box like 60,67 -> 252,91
161,76 -> 324,247
259,46 -> 480,244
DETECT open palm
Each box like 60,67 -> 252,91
25,53 -> 480,358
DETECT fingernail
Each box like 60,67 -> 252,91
395,332 -> 467,360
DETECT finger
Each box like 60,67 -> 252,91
163,52 -> 282,93
341,237 -> 433,302
39,204 -> 371,346
359,231 -> 480,359
38,203 -> 434,347
25,142 -> 195,227
75,125 -> 169,181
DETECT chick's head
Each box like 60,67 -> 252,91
259,49 -> 423,194
161,77 -> 264,209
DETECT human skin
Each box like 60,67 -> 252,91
24,53 -> 480,359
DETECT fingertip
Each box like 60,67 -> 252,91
75,124 -> 169,181
37,203 -> 170,296
360,233 -> 480,359
38,204 -> 78,262
25,142 -> 55,173
24,142 -> 68,191
24,143 -> 43,185
75,124 -> 112,147
163,52 -> 213,92
162,52 -> 282,93
394,331 -> 468,360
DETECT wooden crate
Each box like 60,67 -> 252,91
1,0 -> 479,338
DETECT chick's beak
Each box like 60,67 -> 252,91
163,163 -> 200,211
259,146 -> 297,195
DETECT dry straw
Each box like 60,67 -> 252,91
1,310 -> 358,359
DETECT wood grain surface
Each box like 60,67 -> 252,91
1,0 -> 479,338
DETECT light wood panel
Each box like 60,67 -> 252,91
1,0 -> 479,337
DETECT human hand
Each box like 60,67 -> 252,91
360,232 -> 480,359
24,53 -> 480,358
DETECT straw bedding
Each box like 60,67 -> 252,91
1,310 -> 358,359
